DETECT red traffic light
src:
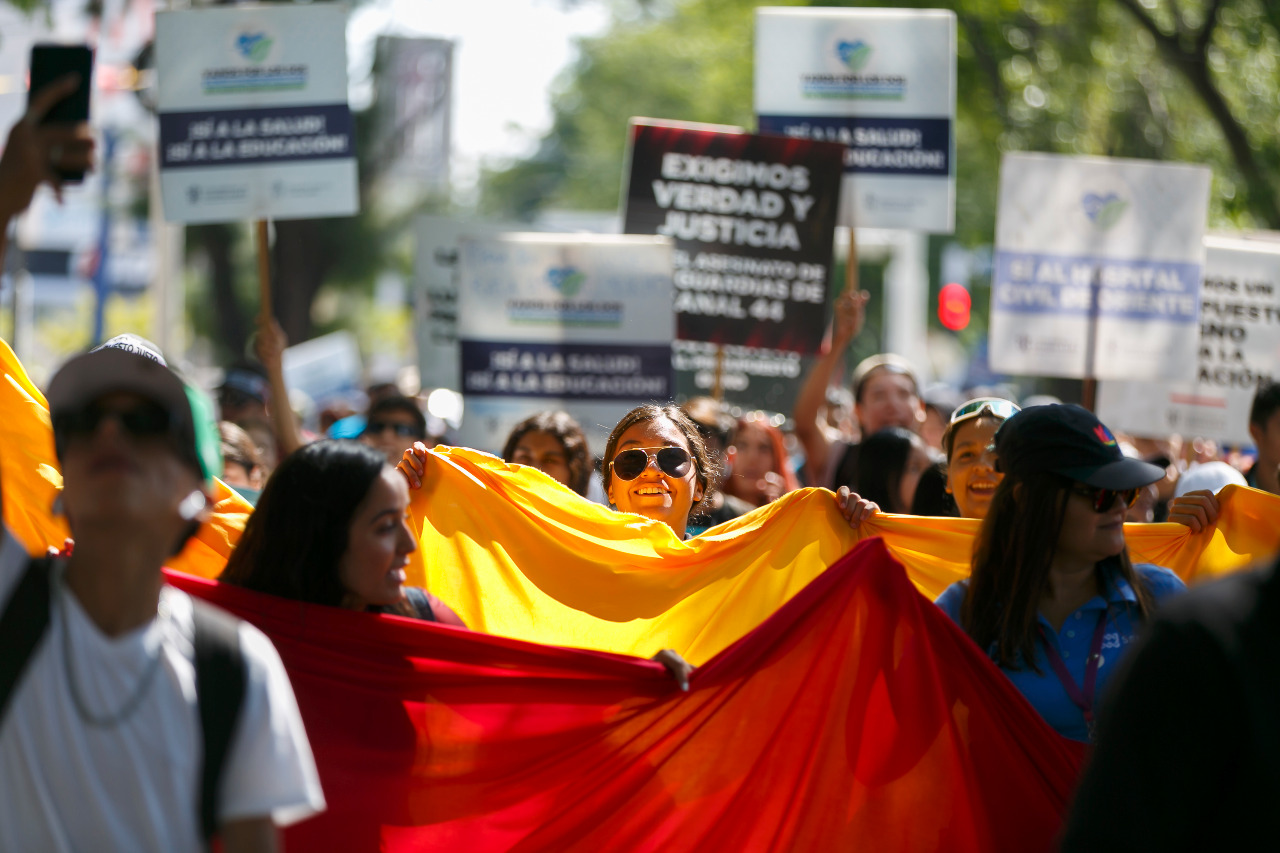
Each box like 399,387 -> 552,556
938,282 -> 971,331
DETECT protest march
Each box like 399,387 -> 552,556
3,2 -> 1280,852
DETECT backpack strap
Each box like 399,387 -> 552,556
0,557 -> 54,727
191,598 -> 248,843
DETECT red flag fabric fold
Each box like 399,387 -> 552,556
168,538 -> 1084,852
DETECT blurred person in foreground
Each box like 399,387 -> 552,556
1059,550 -> 1280,851
934,405 -> 1186,742
0,335 -> 323,851
793,289 -> 926,489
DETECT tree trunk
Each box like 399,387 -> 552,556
191,222 -> 247,362
270,219 -> 331,344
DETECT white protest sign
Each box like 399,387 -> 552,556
755,7 -> 956,233
456,234 -> 674,454
155,5 -> 358,223
989,152 -> 1211,381
1097,235 -> 1280,442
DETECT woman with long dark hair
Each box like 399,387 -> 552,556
221,439 -> 465,624
934,405 -> 1186,741
853,427 -> 934,514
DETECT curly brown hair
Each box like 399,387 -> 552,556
602,404 -> 718,510
501,410 -> 591,496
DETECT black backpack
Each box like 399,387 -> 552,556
0,556 -> 247,844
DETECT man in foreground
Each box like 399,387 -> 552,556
0,336 -> 324,851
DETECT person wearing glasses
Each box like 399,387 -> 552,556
360,395 -> 428,466
934,404 -> 1186,742
939,397 -> 1020,520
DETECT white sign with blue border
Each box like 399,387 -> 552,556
456,234 -> 675,454
989,152 -> 1211,381
156,4 -> 358,223
754,7 -> 956,233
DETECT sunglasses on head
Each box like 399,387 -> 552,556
55,399 -> 178,443
365,421 -> 423,439
949,397 -> 1021,424
1071,484 -> 1141,513
610,446 -> 692,481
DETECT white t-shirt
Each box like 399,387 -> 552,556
0,528 -> 325,852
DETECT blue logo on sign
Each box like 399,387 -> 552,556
236,32 -> 273,63
836,40 -> 872,72
547,266 -> 586,298
1082,192 -> 1128,230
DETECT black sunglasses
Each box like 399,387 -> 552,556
365,421 -> 423,439
610,446 -> 692,481
1071,484 -> 1141,513
55,399 -> 178,443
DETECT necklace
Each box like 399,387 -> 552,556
57,568 -> 167,728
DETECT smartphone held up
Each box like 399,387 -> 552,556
28,43 -> 94,183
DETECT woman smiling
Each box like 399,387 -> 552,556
940,397 -> 1020,519
934,405 -> 1186,742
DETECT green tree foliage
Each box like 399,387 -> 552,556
481,0 -> 1280,238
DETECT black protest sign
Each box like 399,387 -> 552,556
623,121 -> 845,355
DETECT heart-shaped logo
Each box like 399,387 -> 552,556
1082,192 -> 1128,230
547,266 -> 586,298
836,40 -> 872,72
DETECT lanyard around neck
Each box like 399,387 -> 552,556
1038,608 -> 1109,739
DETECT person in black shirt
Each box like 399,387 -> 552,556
1060,553 -> 1280,851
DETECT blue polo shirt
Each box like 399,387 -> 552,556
935,564 -> 1186,741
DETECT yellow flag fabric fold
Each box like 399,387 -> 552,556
4,338 -> 1278,665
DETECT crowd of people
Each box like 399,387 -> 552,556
3,71 -> 1279,852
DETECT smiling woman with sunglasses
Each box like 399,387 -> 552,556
601,404 -> 716,540
934,404 -> 1186,742
940,397 -> 1020,519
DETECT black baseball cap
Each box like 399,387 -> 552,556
994,404 -> 1164,490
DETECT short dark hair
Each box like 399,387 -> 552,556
603,403 -> 717,509
218,420 -> 263,479
221,440 -> 387,607
501,410 -> 591,496
1249,381 -> 1280,428
364,395 -> 426,440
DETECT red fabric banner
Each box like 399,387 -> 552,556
168,539 -> 1085,851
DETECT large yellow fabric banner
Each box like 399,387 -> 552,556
4,339 -> 1278,664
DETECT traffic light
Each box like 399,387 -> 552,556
938,282 -> 971,331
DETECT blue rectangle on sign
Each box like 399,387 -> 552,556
757,115 -> 951,177
460,340 -> 674,401
159,103 -> 355,170
992,251 -> 1202,322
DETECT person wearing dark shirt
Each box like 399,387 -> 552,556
1060,553 -> 1280,851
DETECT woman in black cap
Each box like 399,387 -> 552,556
934,404 -> 1186,742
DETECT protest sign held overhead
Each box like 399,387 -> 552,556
1097,234 -> 1280,442
456,234 -> 675,452
755,7 -> 956,233
156,4 -> 358,223
622,119 -> 844,355
989,152 -> 1211,381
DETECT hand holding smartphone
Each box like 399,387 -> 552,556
27,43 -> 94,183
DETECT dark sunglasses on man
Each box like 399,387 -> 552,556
610,446 -> 692,481
53,398 -> 182,444
364,420 -> 424,440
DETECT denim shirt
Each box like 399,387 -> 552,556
935,564 -> 1186,741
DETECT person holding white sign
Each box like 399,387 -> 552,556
934,405 -> 1186,742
